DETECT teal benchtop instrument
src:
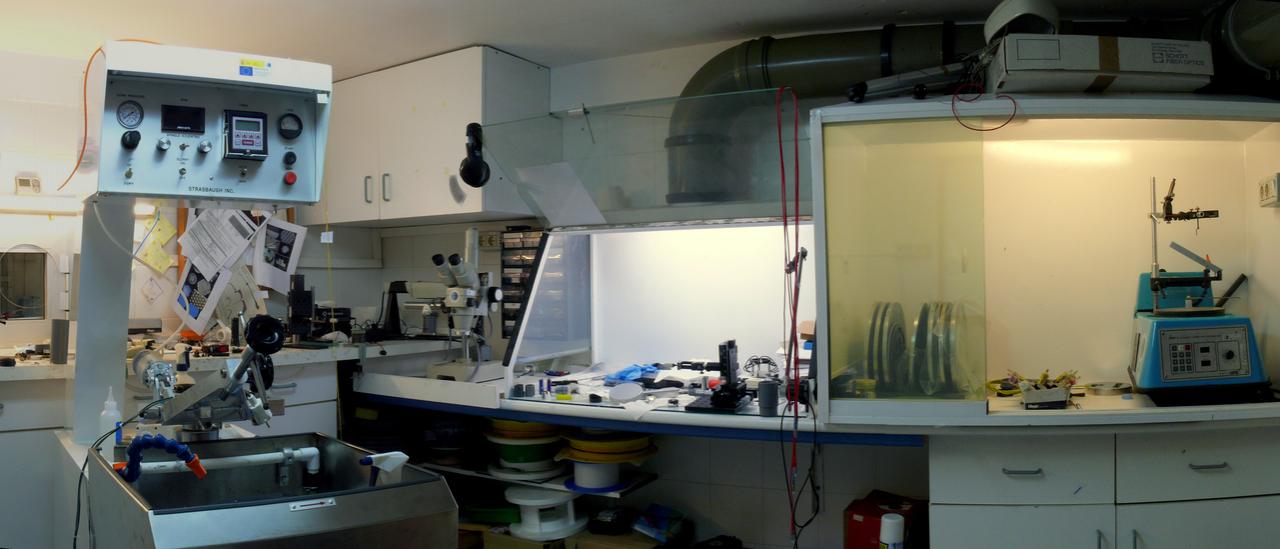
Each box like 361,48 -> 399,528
1127,178 -> 1270,406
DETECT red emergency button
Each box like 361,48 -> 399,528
283,171 -> 297,185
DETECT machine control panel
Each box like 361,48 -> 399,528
1159,326 -> 1251,382
98,76 -> 320,203
225,110 -> 268,160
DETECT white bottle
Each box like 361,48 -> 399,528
879,513 -> 905,549
99,387 -> 122,438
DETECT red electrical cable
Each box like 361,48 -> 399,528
775,86 -> 804,538
57,39 -> 161,192
950,82 -> 1018,132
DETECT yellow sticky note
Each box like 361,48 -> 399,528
146,215 -> 177,245
138,238 -> 174,273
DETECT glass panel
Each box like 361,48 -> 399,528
822,118 -> 986,402
0,251 -> 46,320
508,232 -> 592,367
484,89 -> 812,228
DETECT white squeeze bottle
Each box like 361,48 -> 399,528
99,387 -> 122,437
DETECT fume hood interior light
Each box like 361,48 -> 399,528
986,141 -> 1130,166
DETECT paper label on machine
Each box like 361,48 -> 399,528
1160,326 -> 1250,382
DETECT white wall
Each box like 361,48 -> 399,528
591,224 -> 816,368
0,51 -> 183,349
634,436 -> 926,549
1244,124 -> 1280,382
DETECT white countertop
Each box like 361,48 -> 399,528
1,339 -> 453,382
358,369 -> 1280,434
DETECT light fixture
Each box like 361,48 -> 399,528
986,140 -> 1130,166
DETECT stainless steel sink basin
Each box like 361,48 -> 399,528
87,432 -> 457,549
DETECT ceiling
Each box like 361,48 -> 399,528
3,0 -> 1215,80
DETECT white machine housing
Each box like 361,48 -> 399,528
94,41 -> 331,204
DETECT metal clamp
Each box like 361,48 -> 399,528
363,176 -> 372,203
1188,461 -> 1229,471
1001,467 -> 1044,476
381,173 -> 391,201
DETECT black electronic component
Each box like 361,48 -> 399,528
287,274 -> 314,339
283,151 -> 297,165
686,340 -> 749,413
278,113 -> 303,140
459,122 -> 489,188
161,105 -> 205,133
223,110 -> 268,160
120,130 -> 141,150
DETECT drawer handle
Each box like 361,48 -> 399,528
1001,467 -> 1043,476
1188,461 -> 1229,471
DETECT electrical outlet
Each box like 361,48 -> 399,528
480,231 -> 501,248
1260,173 -> 1279,207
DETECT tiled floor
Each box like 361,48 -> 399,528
632,435 -> 928,548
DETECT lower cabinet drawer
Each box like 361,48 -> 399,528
931,503 -> 1116,549
1116,427 -> 1280,503
930,434 -> 1115,504
1118,495 -> 1280,548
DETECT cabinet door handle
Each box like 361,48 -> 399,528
1001,467 -> 1043,476
1132,529 -> 1138,549
382,173 -> 391,201
1188,461 -> 1229,471
1097,529 -> 1103,549
363,176 -> 372,203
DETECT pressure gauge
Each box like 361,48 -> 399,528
278,113 -> 303,140
116,100 -> 144,129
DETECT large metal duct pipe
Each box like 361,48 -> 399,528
665,23 -> 985,204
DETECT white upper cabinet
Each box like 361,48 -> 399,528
300,47 -> 545,226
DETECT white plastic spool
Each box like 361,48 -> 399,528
505,486 -> 589,541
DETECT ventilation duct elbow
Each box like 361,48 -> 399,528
666,23 -> 985,204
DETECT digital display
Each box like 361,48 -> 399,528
224,110 -> 269,160
161,105 -> 206,133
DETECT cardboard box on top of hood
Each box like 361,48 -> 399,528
989,34 -> 1214,93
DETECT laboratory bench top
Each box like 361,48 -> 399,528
0,339 -> 454,382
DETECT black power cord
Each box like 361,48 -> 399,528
778,400 -> 821,549
73,398 -> 168,549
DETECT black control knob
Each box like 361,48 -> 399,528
120,130 -> 141,150
283,151 -> 297,165
1225,350 -> 1236,360
245,315 -> 286,355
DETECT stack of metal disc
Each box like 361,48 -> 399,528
912,301 -> 965,395
867,302 -> 909,393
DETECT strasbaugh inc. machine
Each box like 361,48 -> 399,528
1128,178 -> 1269,406
78,42 -> 457,549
